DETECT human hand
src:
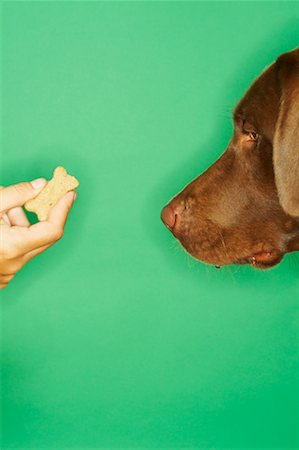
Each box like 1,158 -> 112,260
0,178 -> 76,289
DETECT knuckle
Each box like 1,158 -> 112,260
54,227 -> 64,241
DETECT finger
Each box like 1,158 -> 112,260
8,221 -> 62,256
8,191 -> 76,254
0,213 -> 11,226
7,207 -> 30,227
0,274 -> 15,283
46,191 -> 76,228
0,178 -> 47,212
23,244 -> 51,262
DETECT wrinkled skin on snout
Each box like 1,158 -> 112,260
161,49 -> 299,269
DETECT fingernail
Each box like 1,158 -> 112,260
31,178 -> 46,190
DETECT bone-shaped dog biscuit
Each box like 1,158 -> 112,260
25,166 -> 79,221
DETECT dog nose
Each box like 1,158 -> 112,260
161,204 -> 177,230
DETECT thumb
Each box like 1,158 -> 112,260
0,178 -> 47,212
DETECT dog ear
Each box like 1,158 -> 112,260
273,51 -> 299,217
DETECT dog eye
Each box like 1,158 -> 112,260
243,129 -> 259,142
242,121 -> 258,142
248,131 -> 258,141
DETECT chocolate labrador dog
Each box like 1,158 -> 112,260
161,47 -> 299,269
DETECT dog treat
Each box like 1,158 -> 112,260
25,166 -> 79,221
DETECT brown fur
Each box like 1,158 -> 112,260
161,48 -> 299,269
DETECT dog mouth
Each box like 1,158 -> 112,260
213,249 -> 283,270
174,237 -> 284,270
237,250 -> 283,269
166,221 -> 285,270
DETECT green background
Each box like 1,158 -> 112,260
1,1 -> 299,448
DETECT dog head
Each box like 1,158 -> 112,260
161,48 -> 299,269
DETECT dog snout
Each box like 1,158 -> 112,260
161,198 -> 190,232
161,204 -> 177,230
